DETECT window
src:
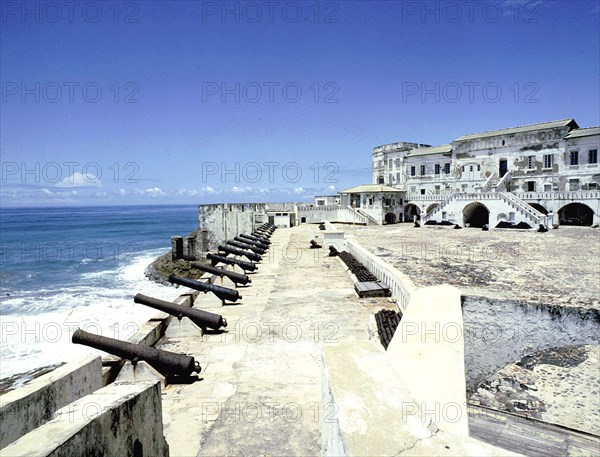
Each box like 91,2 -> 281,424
316,200 -> 324,206
570,151 -> 579,165
569,179 -> 579,191
434,164 -> 440,174
526,181 -> 535,191
477,164 -> 481,171
396,172 -> 400,182
385,198 -> 391,206
543,154 -> 553,168
589,149 -> 598,164
469,165 -> 473,172
544,183 -> 552,192
589,183 -> 598,190
501,140 -> 505,146
368,198 -> 373,206
527,155 -> 535,169
378,176 -> 384,184
434,185 -> 440,194
410,186 -> 416,193
410,166 -> 416,177
420,165 -> 426,176
389,159 -> 393,168
420,189 -> 426,195
462,166 -> 465,172
444,163 -> 451,174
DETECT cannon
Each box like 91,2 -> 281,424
240,234 -> 270,246
309,239 -> 321,249
206,253 -> 257,272
169,274 -> 242,302
252,231 -> 271,240
218,245 -> 262,263
227,240 -> 266,255
72,328 -> 200,377
328,245 -> 339,257
235,236 -> 269,250
256,226 -> 274,234
133,293 -> 227,330
190,261 -> 252,286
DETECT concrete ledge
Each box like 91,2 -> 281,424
322,340 -> 432,456
1,381 -> 169,457
387,284 -> 468,436
0,355 -> 102,448
322,341 -> 521,456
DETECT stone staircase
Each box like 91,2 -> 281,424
421,190 -> 545,228
355,208 -> 380,225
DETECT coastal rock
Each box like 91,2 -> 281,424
144,252 -> 208,286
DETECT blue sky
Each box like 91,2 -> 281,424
1,0 -> 599,207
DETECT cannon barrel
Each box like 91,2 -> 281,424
218,245 -> 262,263
206,253 -> 257,272
133,293 -> 227,330
190,262 -> 252,286
227,240 -> 266,255
239,234 -> 270,246
168,275 -> 242,302
256,226 -> 274,234
72,328 -> 200,377
328,245 -> 339,257
252,231 -> 271,240
235,236 -> 268,250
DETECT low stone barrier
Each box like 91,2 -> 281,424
345,239 -> 416,311
1,380 -> 169,457
0,355 -> 102,449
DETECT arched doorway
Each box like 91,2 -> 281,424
426,203 -> 439,214
558,203 -> 594,226
384,212 -> 397,224
463,202 -> 489,228
404,204 -> 421,222
529,203 -> 548,215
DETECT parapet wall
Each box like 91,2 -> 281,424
2,381 -> 169,457
0,355 -> 103,449
345,238 -> 416,311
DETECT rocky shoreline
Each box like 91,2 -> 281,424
144,252 -> 208,286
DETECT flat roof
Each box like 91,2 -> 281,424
407,144 -> 452,157
456,119 -> 578,141
340,184 -> 403,193
564,126 -> 600,139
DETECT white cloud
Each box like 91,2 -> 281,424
293,187 -> 305,194
42,188 -> 54,196
142,187 -> 166,197
201,186 -> 218,195
56,172 -> 102,188
328,185 -> 336,192
231,186 -> 252,194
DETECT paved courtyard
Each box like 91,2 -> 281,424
341,224 -> 600,310
157,224 -> 392,456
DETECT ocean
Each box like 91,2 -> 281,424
0,204 -> 199,381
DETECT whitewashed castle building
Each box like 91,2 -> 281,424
307,118 -> 599,228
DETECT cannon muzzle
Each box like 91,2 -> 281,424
227,240 -> 266,255
72,329 -> 200,377
190,262 -> 251,286
218,245 -> 262,263
206,253 -> 257,272
239,234 -> 270,247
169,274 -> 242,302
133,293 -> 227,330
